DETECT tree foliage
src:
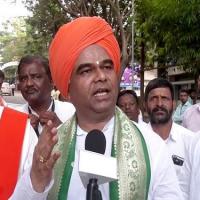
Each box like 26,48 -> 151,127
0,18 -> 27,63
1,0 -> 200,98
24,0 -> 135,72
23,0 -> 67,56
144,0 -> 200,74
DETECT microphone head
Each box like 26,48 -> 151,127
85,129 -> 106,154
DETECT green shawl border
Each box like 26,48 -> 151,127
48,115 -> 76,200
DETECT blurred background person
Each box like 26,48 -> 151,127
10,82 -> 15,96
183,70 -> 200,132
117,89 -> 145,124
0,70 -> 6,106
173,89 -> 192,125
188,88 -> 197,105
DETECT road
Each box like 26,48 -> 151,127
3,90 -> 26,104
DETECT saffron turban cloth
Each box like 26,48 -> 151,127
49,16 -> 121,98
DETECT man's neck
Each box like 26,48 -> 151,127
76,109 -> 115,132
181,102 -> 186,106
29,98 -> 52,115
151,120 -> 173,140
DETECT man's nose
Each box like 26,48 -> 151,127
124,103 -> 131,110
26,77 -> 34,85
157,98 -> 163,107
95,68 -> 106,81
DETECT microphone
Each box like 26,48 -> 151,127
78,129 -> 117,199
85,129 -> 106,154
85,130 -> 106,200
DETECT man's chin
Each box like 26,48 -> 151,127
151,118 -> 170,125
25,96 -> 38,104
92,103 -> 115,114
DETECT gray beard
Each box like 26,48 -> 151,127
148,109 -> 173,125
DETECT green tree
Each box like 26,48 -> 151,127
24,0 -> 135,71
24,0 -> 68,56
144,0 -> 200,74
0,17 -> 27,63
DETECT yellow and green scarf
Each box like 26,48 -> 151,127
48,107 -> 151,200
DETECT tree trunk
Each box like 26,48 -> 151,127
140,40 -> 145,114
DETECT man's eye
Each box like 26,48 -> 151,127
19,77 -> 27,82
32,75 -> 41,80
80,69 -> 92,75
104,65 -> 113,70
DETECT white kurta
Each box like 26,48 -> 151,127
147,122 -> 194,184
179,133 -> 200,200
10,117 -> 183,200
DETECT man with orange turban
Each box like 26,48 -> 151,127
11,16 -> 183,200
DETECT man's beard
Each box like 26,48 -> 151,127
148,106 -> 173,125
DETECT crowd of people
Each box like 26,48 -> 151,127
0,16 -> 200,200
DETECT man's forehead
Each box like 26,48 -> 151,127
180,92 -> 188,96
120,93 -> 136,100
149,87 -> 171,96
19,63 -> 46,74
75,45 -> 111,64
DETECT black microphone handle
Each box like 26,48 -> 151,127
86,179 -> 102,200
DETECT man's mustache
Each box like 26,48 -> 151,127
152,107 -> 168,113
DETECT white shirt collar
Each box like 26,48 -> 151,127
168,122 -> 179,142
28,99 -> 54,117
76,116 -> 114,136
147,122 -> 178,142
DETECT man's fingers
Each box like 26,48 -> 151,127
45,152 -> 61,169
34,121 -> 58,161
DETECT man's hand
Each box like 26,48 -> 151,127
30,120 -> 60,193
39,111 -> 62,127
29,114 -> 40,130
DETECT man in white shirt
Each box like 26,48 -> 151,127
182,71 -> 200,132
144,78 -> 194,198
179,133 -> 200,200
0,105 -> 37,199
12,55 -> 75,136
173,89 -> 192,125
11,16 -> 183,200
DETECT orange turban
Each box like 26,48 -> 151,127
49,16 -> 121,98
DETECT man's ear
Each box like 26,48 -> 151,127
143,101 -> 147,112
67,93 -> 71,101
67,86 -> 72,102
50,80 -> 54,90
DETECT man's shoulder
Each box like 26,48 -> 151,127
7,103 -> 28,114
0,105 -> 28,118
185,101 -> 192,107
54,100 -> 75,122
134,122 -> 166,150
171,123 -> 195,147
172,122 -> 195,136
54,100 -> 75,110
185,103 -> 200,114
